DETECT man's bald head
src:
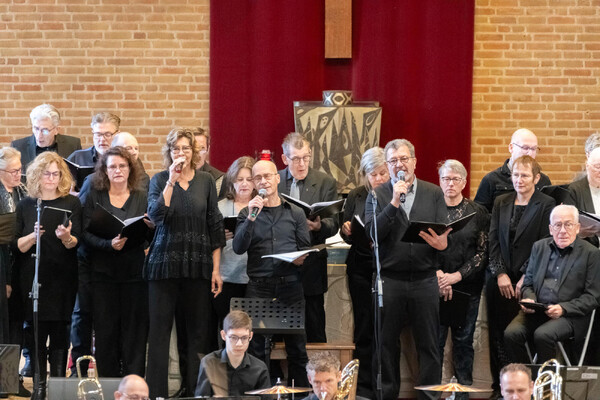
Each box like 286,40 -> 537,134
253,160 -> 278,175
509,128 -> 539,166
252,160 -> 280,198
111,132 -> 140,161
115,374 -> 148,400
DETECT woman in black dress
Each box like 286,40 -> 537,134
145,127 -> 225,399
82,146 -> 150,377
15,151 -> 81,396
340,146 -> 389,398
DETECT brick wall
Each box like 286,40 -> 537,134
470,0 -> 600,198
0,0 -> 210,175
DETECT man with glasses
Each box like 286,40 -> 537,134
474,128 -> 551,212
365,139 -> 449,400
11,103 -> 81,168
193,127 -> 225,196
195,310 -> 270,396
114,374 -> 150,400
504,204 -> 600,364
277,132 -> 339,343
233,159 -> 311,386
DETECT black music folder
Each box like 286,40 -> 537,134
87,203 -> 149,251
401,212 -> 476,244
41,206 -> 72,231
223,216 -> 238,234
280,193 -> 345,220
63,158 -> 94,191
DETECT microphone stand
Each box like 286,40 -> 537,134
30,198 -> 43,400
370,190 -> 384,400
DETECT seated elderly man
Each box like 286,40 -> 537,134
114,374 -> 149,400
504,204 -> 600,364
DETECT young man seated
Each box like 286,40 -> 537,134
194,310 -> 270,396
303,351 -> 367,400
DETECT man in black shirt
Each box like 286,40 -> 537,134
195,310 -> 270,396
474,128 -> 551,212
233,159 -> 311,386
193,127 -> 225,195
67,112 -> 120,173
504,205 -> 600,364
11,103 -> 81,169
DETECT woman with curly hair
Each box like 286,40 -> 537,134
14,151 -> 81,397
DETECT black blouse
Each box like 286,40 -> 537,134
144,170 -> 225,281
83,188 -> 149,282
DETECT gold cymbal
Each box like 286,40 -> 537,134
414,382 -> 489,393
245,385 -> 313,395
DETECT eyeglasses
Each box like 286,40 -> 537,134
42,171 -> 60,179
171,146 -> 192,153
440,177 -> 463,184
228,335 -> 251,344
119,392 -> 150,400
107,164 -> 129,171
512,143 -> 540,153
32,126 -> 57,135
286,154 -> 311,165
198,147 -> 208,155
252,173 -> 276,183
550,222 -> 577,232
93,131 -> 117,139
0,168 -> 22,177
386,156 -> 414,166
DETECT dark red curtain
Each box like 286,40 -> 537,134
210,0 -> 474,187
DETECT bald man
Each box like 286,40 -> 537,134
233,160 -> 312,387
114,374 -> 149,400
474,128 -> 551,212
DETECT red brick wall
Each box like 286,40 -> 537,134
0,0 -> 210,174
470,0 -> 600,197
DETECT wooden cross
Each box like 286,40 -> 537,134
325,0 -> 352,58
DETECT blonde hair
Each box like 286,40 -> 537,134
26,152 -> 73,198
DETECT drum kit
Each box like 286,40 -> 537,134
414,376 -> 489,399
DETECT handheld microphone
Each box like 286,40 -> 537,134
397,171 -> 406,203
250,189 -> 267,218
174,160 -> 184,173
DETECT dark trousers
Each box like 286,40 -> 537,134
70,258 -> 93,374
347,270 -> 374,398
377,276 -> 441,400
31,320 -> 70,379
438,290 -> 482,400
304,293 -> 326,343
504,311 -> 575,364
485,275 -> 520,391
246,279 -> 309,387
92,280 -> 148,377
147,278 -> 214,400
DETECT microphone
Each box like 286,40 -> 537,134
397,171 -> 406,203
250,188 -> 267,218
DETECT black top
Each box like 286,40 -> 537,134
365,179 -> 448,279
14,195 -> 81,321
194,349 -> 270,397
438,198 -> 489,294
78,158 -> 150,203
341,185 -> 373,278
83,188 -> 149,282
474,158 -> 552,213
144,170 -> 225,281
538,242 -> 574,304
233,199 -> 311,278
67,146 -> 99,167
11,134 -> 82,168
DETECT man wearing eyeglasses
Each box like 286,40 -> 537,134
474,128 -> 551,213
365,138 -> 450,400
193,127 -> 225,196
504,204 -> 600,364
67,112 -> 120,171
195,310 -> 270,397
233,159 -> 312,386
11,103 -> 81,169
114,374 -> 149,400
277,132 -> 339,344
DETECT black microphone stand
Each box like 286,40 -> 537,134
370,190 -> 384,400
30,198 -> 43,400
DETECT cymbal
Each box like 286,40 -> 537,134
245,385 -> 312,395
414,382 -> 489,393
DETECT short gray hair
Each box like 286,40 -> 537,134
306,351 -> 340,374
91,112 -> 121,129
30,103 -> 60,126
0,147 -> 21,170
359,147 -> 386,186
282,132 -> 310,157
585,132 -> 600,157
550,204 -> 579,224
384,139 -> 415,158
438,159 -> 467,180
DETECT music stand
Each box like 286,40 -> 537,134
230,297 -> 304,369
